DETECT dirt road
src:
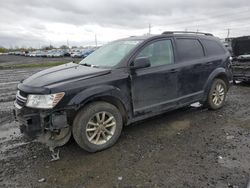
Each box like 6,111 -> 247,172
0,64 -> 250,187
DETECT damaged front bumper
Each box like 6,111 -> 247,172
13,102 -> 69,140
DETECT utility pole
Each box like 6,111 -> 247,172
95,34 -> 97,47
148,24 -> 151,35
67,40 -> 69,48
227,28 -> 230,38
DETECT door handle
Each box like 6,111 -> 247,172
170,69 -> 178,73
206,62 -> 213,66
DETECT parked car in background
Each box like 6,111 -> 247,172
71,49 -> 95,58
82,49 -> 95,58
28,51 -> 37,57
14,51 -> 22,55
231,36 -> 250,83
34,51 -> 47,57
46,50 -> 70,57
52,51 -> 65,57
45,50 -> 54,57
0,52 -> 8,55
14,31 -> 231,153
70,51 -> 83,58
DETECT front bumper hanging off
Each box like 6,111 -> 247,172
13,105 -> 43,139
13,103 -> 69,140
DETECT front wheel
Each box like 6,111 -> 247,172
72,102 -> 123,152
205,78 -> 228,110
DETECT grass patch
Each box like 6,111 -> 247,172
0,61 -> 66,69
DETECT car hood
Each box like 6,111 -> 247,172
19,62 -> 111,93
232,36 -> 250,57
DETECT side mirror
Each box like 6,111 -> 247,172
131,57 -> 150,70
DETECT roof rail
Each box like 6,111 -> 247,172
162,31 -> 213,36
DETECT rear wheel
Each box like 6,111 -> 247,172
72,102 -> 123,152
205,78 -> 227,110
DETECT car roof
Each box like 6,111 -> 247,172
118,32 -> 217,42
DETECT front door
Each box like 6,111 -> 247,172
130,39 -> 178,116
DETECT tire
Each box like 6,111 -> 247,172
205,78 -> 227,110
72,102 -> 123,152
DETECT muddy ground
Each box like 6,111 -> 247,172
0,56 -> 250,188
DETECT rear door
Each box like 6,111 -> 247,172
175,38 -> 208,103
130,39 -> 178,115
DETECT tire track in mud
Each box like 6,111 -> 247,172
0,68 -> 43,102
0,68 -> 44,123
0,68 -> 45,162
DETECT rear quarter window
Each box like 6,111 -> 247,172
201,39 -> 226,56
176,38 -> 204,62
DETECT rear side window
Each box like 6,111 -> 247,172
202,39 -> 226,56
176,38 -> 204,62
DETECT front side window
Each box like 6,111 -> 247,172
136,40 -> 174,67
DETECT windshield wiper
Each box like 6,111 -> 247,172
81,63 -> 91,67
81,63 -> 99,68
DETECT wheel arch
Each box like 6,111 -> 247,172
68,85 -> 129,125
202,68 -> 230,102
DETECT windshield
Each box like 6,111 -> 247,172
79,40 -> 141,67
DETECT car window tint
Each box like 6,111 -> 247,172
136,40 -> 174,67
176,38 -> 204,62
202,39 -> 226,56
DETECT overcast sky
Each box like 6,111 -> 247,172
0,0 -> 250,48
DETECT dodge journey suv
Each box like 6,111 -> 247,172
14,31 -> 231,152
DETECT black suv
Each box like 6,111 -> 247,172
14,31 -> 231,152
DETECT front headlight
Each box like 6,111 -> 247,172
26,92 -> 65,109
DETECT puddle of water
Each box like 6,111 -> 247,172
0,121 -> 31,160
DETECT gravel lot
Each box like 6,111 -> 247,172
0,55 -> 81,67
0,56 -> 250,188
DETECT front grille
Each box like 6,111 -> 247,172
15,90 -> 27,107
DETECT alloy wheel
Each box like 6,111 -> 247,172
86,111 -> 116,145
212,83 -> 225,106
